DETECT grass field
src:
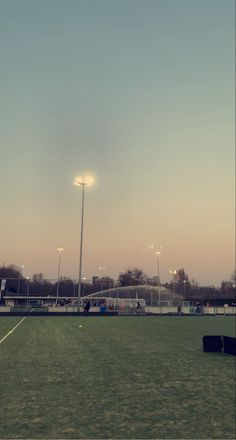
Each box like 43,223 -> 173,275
0,316 -> 235,439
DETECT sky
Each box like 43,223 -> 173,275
0,0 -> 235,286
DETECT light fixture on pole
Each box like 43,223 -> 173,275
74,175 -> 94,312
155,250 -> 161,285
150,245 -> 162,305
99,266 -> 105,277
56,248 -> 64,305
183,279 -> 187,297
99,266 -> 105,293
169,269 -> 177,297
150,245 -> 162,285
17,265 -> 24,296
26,276 -> 30,306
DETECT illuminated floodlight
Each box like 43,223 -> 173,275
169,269 -> 177,275
73,175 -> 94,187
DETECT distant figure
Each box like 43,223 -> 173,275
136,301 -> 141,310
195,303 -> 201,314
84,300 -> 91,313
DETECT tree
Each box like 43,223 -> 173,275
32,273 -> 44,284
0,264 -> 21,293
230,270 -> 236,287
30,273 -> 52,296
0,264 -> 20,279
118,268 -> 147,287
53,277 -> 74,297
167,268 -> 191,298
220,281 -> 235,299
93,277 -> 114,292
176,268 -> 189,283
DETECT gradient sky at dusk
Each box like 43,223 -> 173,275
0,0 -> 235,286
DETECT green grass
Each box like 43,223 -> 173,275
0,316 -> 235,439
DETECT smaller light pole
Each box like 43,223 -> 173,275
26,276 -> 30,307
155,251 -> 161,285
169,269 -> 177,298
183,280 -> 187,297
99,266 -> 105,293
56,248 -> 64,305
99,266 -> 106,277
150,245 -> 162,305
17,265 -> 24,295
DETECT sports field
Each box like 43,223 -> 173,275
0,316 -> 235,439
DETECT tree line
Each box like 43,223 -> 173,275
0,264 -> 235,303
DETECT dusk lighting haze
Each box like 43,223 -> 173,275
0,0 -> 235,287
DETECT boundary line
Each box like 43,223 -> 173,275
0,317 -> 26,345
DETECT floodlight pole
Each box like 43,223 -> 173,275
78,183 -> 85,312
74,175 -> 94,313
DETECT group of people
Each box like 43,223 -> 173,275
82,299 -> 143,313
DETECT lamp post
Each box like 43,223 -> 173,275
169,269 -> 177,297
17,265 -> 24,295
99,266 -> 105,293
26,276 -> 30,306
183,280 -> 187,297
74,175 -> 94,312
155,251 -> 161,285
99,266 -> 105,277
150,245 -> 162,305
56,248 -> 64,305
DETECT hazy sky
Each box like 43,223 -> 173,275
0,0 -> 235,286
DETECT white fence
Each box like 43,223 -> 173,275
146,306 -> 236,315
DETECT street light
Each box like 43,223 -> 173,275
56,248 -> 64,305
99,266 -> 105,294
74,175 -> 94,312
150,245 -> 162,305
183,280 -> 187,297
155,251 -> 161,284
17,265 -> 24,295
99,266 -> 106,277
26,276 -> 30,306
169,269 -> 177,297
150,245 -> 162,285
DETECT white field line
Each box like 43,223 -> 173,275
0,317 -> 26,345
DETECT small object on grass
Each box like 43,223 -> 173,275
78,325 -> 83,328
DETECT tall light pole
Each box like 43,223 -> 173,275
17,265 -> 24,295
56,248 -> 64,305
74,175 -> 94,312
